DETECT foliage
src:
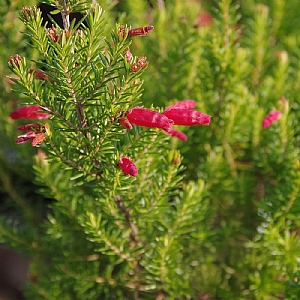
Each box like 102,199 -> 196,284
0,0 -> 300,299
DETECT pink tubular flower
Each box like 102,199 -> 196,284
126,107 -> 173,132
10,105 -> 51,120
118,157 -> 138,176
163,109 -> 211,126
166,128 -> 187,141
165,99 -> 196,111
262,110 -> 282,129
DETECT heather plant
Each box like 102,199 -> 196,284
0,0 -> 300,299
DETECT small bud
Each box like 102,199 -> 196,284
131,56 -> 148,73
125,49 -> 133,63
275,50 -> 288,64
126,107 -> 173,132
166,128 -> 187,141
36,149 -> 47,164
262,110 -> 282,129
118,157 -> 138,176
165,100 -> 196,111
128,26 -> 154,37
7,54 -> 22,68
118,25 -> 127,39
168,149 -> 181,165
45,25 -> 62,43
30,69 -> 48,81
20,5 -> 37,21
10,105 -> 51,120
163,109 -> 211,126
232,24 -> 243,44
280,96 -> 289,113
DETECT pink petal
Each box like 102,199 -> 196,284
166,128 -> 187,141
16,131 -> 36,144
165,100 -> 196,111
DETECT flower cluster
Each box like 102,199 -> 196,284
10,105 -> 51,146
120,100 -> 211,136
118,100 -> 211,176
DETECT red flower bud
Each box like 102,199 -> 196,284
20,5 -> 37,22
125,49 -> 133,63
165,100 -> 196,111
45,25 -> 62,43
128,26 -> 154,37
118,157 -> 138,176
131,56 -> 148,73
10,105 -> 51,120
262,110 -> 282,129
126,107 -> 173,132
7,54 -> 22,68
166,128 -> 187,141
163,109 -> 211,126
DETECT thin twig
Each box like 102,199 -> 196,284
114,195 -> 141,246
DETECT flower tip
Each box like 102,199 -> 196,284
146,25 -> 154,32
203,115 -> 211,126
